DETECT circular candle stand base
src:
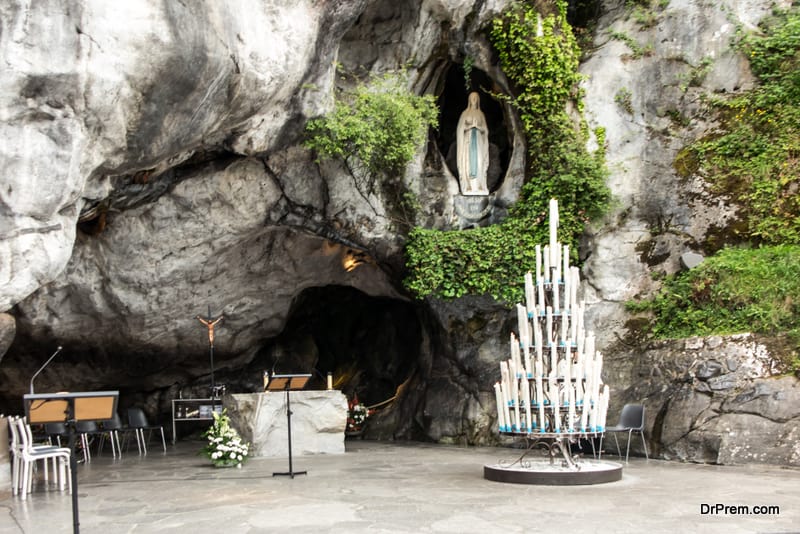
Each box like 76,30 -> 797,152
484,460 -> 622,485
484,431 -> 622,485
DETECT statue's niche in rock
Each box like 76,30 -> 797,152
436,64 -> 510,196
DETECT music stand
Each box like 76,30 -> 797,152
24,391 -> 119,534
268,374 -> 311,478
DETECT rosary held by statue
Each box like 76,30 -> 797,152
197,305 -> 224,396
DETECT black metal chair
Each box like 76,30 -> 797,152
127,407 -> 166,454
44,422 -> 69,447
603,404 -> 649,462
75,420 -> 111,462
97,413 -> 130,458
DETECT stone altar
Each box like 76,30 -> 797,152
224,391 -> 348,457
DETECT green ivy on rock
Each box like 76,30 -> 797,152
631,6 -> 800,358
627,245 -> 800,357
678,5 -> 800,246
404,0 -> 610,302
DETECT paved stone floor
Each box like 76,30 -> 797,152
1,439 -> 798,533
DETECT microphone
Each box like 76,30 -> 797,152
30,345 -> 63,395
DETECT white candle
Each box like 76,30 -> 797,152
567,309 -> 575,347
537,276 -> 545,311
500,361 -> 510,400
533,354 -> 545,384
572,350 -> 581,381
549,199 -> 558,261
599,385 -> 610,430
574,356 -> 584,407
552,269 -> 560,312
510,332 -> 518,364
585,331 -> 596,362
567,382 -> 576,431
549,339 -> 558,378
522,341 -> 531,378
327,372 -> 333,390
525,272 -> 535,314
510,363 -> 520,404
570,267 -> 580,312
517,304 -> 529,347
537,384 -> 546,432
534,366 -> 543,405
533,316 -> 542,360
500,382 -> 512,433
522,375 -> 532,432
494,382 -> 506,430
546,306 -> 553,347
553,243 -> 559,276
512,377 -> 521,431
551,375 -> 560,432
543,245 -> 550,281
580,359 -> 592,431
560,304 -> 567,344
535,244 -> 542,283
592,352 -> 603,430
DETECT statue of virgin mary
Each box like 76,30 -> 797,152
456,92 -> 489,195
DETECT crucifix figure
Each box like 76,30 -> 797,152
197,305 -> 224,395
196,310 -> 224,347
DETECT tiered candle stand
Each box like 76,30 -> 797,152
486,199 -> 623,485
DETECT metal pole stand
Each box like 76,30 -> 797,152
269,374 -> 311,479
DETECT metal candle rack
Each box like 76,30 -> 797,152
493,199 -> 609,470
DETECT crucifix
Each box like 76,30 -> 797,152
196,305 -> 224,396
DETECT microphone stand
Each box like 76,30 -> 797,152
30,345 -> 63,395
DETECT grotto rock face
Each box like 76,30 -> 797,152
608,334 -> 800,465
0,0 -> 519,423
578,0 -> 792,348
1,0 -> 799,467
0,0 -> 372,311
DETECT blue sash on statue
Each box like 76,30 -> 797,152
469,127 -> 478,177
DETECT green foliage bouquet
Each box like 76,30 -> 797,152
202,409 -> 249,468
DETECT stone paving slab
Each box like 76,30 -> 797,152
1,440 -> 799,533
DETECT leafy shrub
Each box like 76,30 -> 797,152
628,246 -> 800,351
305,71 -> 439,197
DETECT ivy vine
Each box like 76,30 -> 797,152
404,0 -> 610,302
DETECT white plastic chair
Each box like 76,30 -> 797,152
11,416 -> 72,499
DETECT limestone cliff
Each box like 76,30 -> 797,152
1,0 -> 797,465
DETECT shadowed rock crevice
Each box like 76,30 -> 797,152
238,285 -> 422,410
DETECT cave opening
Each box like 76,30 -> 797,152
435,63 -> 510,194
250,285 -> 421,411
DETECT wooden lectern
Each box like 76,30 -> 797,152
24,391 -> 119,534
267,374 -> 311,478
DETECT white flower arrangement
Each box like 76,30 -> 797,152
202,409 -> 249,468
